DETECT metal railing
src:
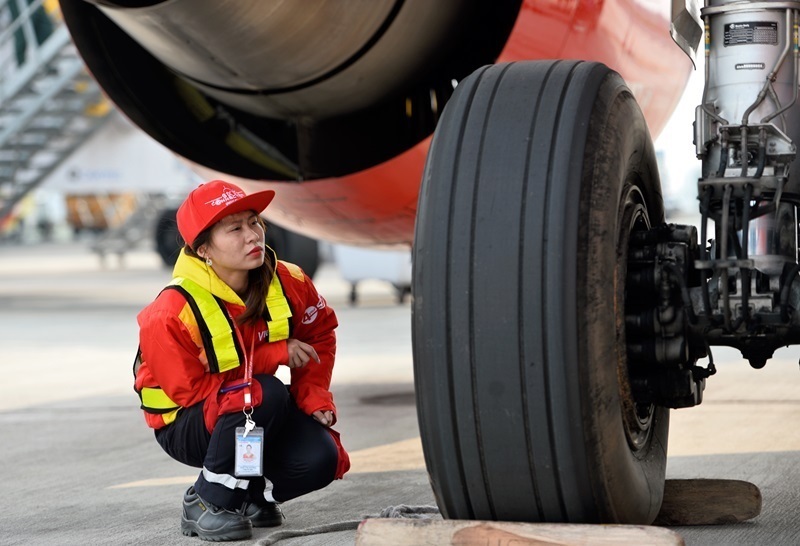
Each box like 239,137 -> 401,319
0,0 -> 111,222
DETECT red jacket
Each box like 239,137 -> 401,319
136,249 -> 348,477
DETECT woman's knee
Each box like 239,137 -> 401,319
253,374 -> 289,414
275,432 -> 338,501
307,429 -> 339,485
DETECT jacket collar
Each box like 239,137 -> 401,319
172,249 -> 244,306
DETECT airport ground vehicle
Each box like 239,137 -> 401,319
56,0 -> 800,526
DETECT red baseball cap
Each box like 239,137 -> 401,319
176,180 -> 275,247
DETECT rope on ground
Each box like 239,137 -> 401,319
257,504 -> 441,545
372,504 -> 440,519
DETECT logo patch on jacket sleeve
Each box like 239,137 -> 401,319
301,296 -> 327,324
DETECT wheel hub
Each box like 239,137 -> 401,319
624,216 -> 709,411
618,186 -> 656,452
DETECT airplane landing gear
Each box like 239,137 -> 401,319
412,61 -> 676,523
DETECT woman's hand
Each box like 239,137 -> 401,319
286,338 -> 320,369
312,410 -> 334,427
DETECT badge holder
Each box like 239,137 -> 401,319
235,409 -> 264,477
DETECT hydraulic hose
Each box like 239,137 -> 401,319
743,9 -> 793,125
700,186 -> 713,316
740,126 -> 749,178
753,132 -> 767,178
741,184 -> 753,324
721,184 -> 733,330
717,131 -> 729,176
762,10 -> 799,124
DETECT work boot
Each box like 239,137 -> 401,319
244,501 -> 284,527
180,487 -> 252,542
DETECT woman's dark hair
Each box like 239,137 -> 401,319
185,216 -> 274,326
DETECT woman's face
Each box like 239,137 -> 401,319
199,210 -> 265,277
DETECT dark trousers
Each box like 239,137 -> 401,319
155,374 -> 338,510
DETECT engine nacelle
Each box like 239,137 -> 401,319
62,0 -> 522,181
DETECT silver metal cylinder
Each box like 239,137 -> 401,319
703,2 -> 800,189
706,4 -> 793,123
747,201 -> 797,274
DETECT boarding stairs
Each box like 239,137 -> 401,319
0,0 -> 110,223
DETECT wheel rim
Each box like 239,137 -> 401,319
618,182 -> 656,453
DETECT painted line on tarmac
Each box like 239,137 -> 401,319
347,436 -> 424,473
109,436 -> 426,489
109,476 -> 196,489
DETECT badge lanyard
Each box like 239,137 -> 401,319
231,321 -> 264,477
231,321 -> 257,436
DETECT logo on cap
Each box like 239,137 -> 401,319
205,186 -> 245,207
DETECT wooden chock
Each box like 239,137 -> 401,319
654,479 -> 762,526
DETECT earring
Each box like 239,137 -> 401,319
205,256 -> 212,266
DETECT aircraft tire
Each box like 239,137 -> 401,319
412,60 -> 668,524
155,207 -> 183,267
265,223 -> 320,280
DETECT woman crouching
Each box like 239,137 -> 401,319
135,180 -> 349,541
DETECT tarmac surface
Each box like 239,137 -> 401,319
2,239 -> 800,545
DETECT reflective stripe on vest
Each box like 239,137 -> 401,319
170,277 -> 243,374
133,349 -> 181,417
140,386 -> 180,413
264,269 -> 292,342
134,272 -> 293,417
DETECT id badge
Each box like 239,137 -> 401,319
234,426 -> 264,477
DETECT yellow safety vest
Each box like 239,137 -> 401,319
134,271 -> 293,421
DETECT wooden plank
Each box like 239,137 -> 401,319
355,519 -> 685,546
356,478 -> 759,544
654,479 -> 762,526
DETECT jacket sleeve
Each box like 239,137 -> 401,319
252,338 -> 289,376
139,306 -> 225,410
285,268 -> 339,420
